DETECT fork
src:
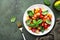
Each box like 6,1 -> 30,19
19,27 -> 26,40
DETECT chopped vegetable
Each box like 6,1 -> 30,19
27,10 -> 34,17
46,19 -> 51,24
29,24 -> 35,27
32,28 -> 36,32
44,0 -> 51,6
28,27 -> 32,30
37,19 -> 43,24
10,16 -> 16,23
42,10 -> 48,15
36,30 -> 40,33
40,26 -> 44,32
26,19 -> 31,25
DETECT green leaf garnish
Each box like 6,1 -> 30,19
27,10 -> 34,17
10,16 -> 16,23
40,26 -> 44,33
26,19 -> 31,25
42,10 -> 48,15
44,0 -> 51,6
37,19 -> 43,24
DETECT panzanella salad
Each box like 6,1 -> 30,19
26,8 -> 52,33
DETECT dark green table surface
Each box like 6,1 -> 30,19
0,0 -> 60,40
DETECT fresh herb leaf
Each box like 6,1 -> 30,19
44,0 -> 51,6
27,10 -> 34,17
29,24 -> 35,27
26,20 -> 31,25
37,19 -> 43,24
40,26 -> 44,32
42,10 -> 48,15
10,16 -> 16,23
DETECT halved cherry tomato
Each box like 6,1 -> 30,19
41,22 -> 45,26
39,8 -> 44,19
43,15 -> 50,22
34,8 -> 40,13
40,15 -> 44,19
32,28 -> 36,32
44,23 -> 49,29
47,13 -> 52,20
39,8 -> 42,14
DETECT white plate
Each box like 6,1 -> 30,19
23,4 -> 55,36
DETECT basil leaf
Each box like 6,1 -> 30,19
26,20 -> 31,25
40,26 -> 44,33
29,24 -> 35,27
46,19 -> 51,24
27,10 -> 34,17
33,20 -> 37,24
37,19 -> 43,24
10,16 -> 16,23
42,10 -> 48,15
44,0 -> 51,6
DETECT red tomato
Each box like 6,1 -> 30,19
32,28 -> 36,32
39,8 -> 42,14
41,22 -> 45,26
43,16 -> 48,22
44,23 -> 48,29
40,15 -> 43,19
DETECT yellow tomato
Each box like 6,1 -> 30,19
28,27 -> 32,30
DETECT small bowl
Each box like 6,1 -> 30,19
23,4 -> 55,36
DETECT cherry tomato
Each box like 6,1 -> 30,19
43,15 -> 48,22
28,27 -> 32,30
34,8 -> 40,13
39,8 -> 42,14
47,14 -> 52,20
40,15 -> 43,19
32,28 -> 36,32
32,17 -> 36,20
44,23 -> 49,29
41,22 -> 45,26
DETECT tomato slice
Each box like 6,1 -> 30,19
44,23 -> 49,29
41,22 -> 45,26
32,28 -> 36,32
39,8 -> 44,19
39,8 -> 42,14
40,15 -> 43,19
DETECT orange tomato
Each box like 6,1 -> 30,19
43,16 -> 48,22
37,27 -> 41,30
34,8 -> 40,13
47,13 -> 52,20
28,27 -> 32,30
36,29 -> 40,33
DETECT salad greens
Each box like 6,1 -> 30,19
27,10 -> 34,17
26,20 -> 31,25
26,8 -> 52,33
26,19 -> 43,28
42,10 -> 48,15
40,26 -> 44,33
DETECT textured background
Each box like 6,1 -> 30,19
0,0 -> 60,40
